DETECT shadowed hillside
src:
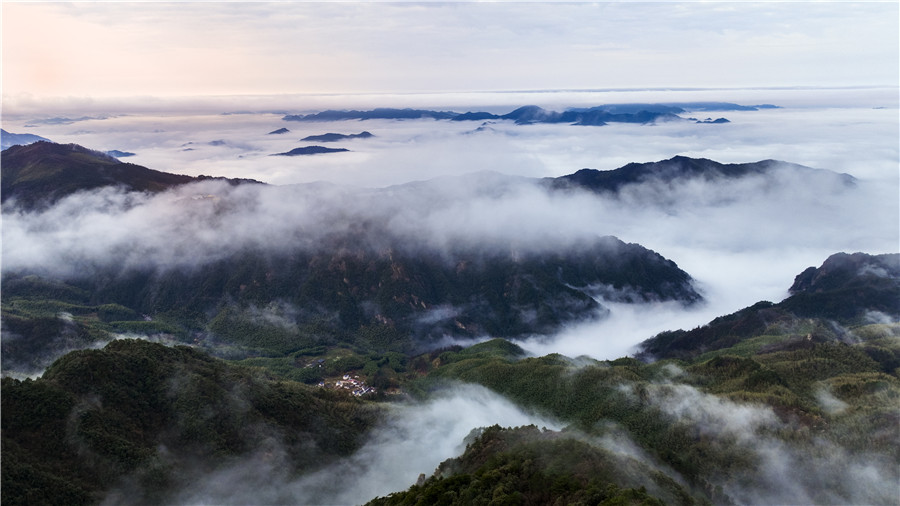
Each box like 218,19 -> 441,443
1,142 -> 262,210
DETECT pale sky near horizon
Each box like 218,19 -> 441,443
2,1 -> 898,113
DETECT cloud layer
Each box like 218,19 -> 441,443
3,89 -> 898,361
112,384 -> 560,506
5,145 -> 896,360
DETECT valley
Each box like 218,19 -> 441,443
1,133 -> 897,504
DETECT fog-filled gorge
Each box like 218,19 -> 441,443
3,88 -> 899,505
4,121 -> 896,358
143,384 -> 561,506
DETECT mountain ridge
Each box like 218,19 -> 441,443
272,145 -> 350,156
281,102 -> 775,126
636,251 -> 900,362
300,131 -> 374,142
0,141 -> 263,210
545,155 -> 857,194
1,129 -> 52,151
2,141 -> 857,212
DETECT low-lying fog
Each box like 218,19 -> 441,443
140,384 -> 560,506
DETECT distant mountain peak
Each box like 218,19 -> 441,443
790,252 -> 900,295
546,156 -> 856,194
300,131 -> 374,142
272,145 -> 350,156
280,102 -> 774,126
106,149 -> 136,158
1,129 -> 52,151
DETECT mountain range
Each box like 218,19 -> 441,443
4,250 -> 897,505
281,102 -> 775,126
1,141 -> 718,366
2,140 -> 855,210
0,142 -> 262,210
1,139 -> 896,505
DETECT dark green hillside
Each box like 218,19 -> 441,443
2,235 -> 699,363
783,252 -> 900,320
396,257 -> 899,504
410,319 -> 899,505
0,276 -> 193,375
3,253 -> 898,505
1,142 -> 193,209
638,252 -> 900,361
1,339 -> 380,505
1,142 -> 702,363
369,425 -> 691,506
0,142 -> 261,210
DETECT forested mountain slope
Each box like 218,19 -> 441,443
638,252 -> 900,361
1,339 -> 380,505
1,142 -> 261,210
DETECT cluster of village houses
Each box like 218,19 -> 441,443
318,374 -> 377,397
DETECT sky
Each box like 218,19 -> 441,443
2,1 -> 898,113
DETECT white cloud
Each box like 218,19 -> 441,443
2,89 -> 897,363
158,384 -> 559,506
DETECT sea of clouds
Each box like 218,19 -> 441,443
3,87 -> 898,503
4,87 -> 898,359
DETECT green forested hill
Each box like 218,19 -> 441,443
379,319 -> 899,505
3,253 -> 899,505
2,234 -> 699,371
368,425 -> 689,506
638,252 -> 900,361
0,141 -> 261,210
372,252 -> 900,505
1,339 -> 381,505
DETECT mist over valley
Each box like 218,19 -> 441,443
2,2 -> 898,498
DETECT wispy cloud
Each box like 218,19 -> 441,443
120,384 -> 560,506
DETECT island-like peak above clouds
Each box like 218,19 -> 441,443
281,102 -> 776,126
2,141 -> 859,212
545,155 -> 857,194
1,128 -> 52,151
284,108 -> 459,122
300,131 -> 374,142
271,145 -> 351,156
0,141 -> 263,210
